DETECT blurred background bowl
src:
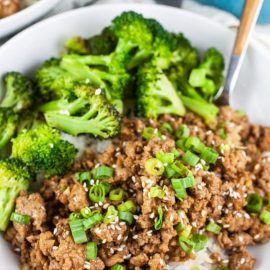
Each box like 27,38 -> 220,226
0,0 -> 61,38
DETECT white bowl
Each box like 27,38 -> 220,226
0,4 -> 269,269
0,0 -> 61,38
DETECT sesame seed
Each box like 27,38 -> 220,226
53,228 -> 58,235
254,234 -> 260,240
240,258 -> 246,264
117,234 -> 122,241
149,213 -> 155,219
131,176 -> 136,183
132,235 -> 138,239
133,215 -> 139,220
110,248 -> 114,254
52,246 -> 58,251
102,239 -> 107,244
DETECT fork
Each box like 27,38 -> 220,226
215,0 -> 264,105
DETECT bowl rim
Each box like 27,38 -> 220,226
1,3 -> 269,60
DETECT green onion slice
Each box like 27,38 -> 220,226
178,236 -> 194,254
171,178 -> 187,200
86,242 -> 97,260
176,138 -> 187,151
145,158 -> 164,176
89,183 -> 106,203
176,124 -> 190,139
260,209 -> 270,225
160,122 -> 173,133
156,151 -> 175,164
100,182 -> 111,194
75,171 -> 91,183
69,219 -> 88,244
104,206 -> 118,224
182,151 -> 200,166
185,136 -> 205,153
10,212 -> 31,225
80,207 -> 92,218
118,211 -> 133,225
206,222 -> 221,234
117,200 -> 136,213
150,185 -> 165,199
154,204 -> 163,230
92,165 -> 114,179
142,127 -> 160,140
83,212 -> 103,230
191,234 -> 208,251
109,188 -> 125,201
246,193 -> 263,213
111,264 -> 126,270
200,147 -> 219,164
69,212 -> 81,221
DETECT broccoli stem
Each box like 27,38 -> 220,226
39,98 -> 87,115
44,112 -> 111,137
181,95 -> 219,126
63,54 -> 111,67
0,128 -> 15,150
0,186 -> 25,231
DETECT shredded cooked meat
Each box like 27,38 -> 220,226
5,107 -> 270,270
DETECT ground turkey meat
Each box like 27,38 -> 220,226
5,107 -> 270,270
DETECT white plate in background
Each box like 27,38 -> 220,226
0,4 -> 269,269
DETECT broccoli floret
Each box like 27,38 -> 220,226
136,62 -> 185,119
0,158 -> 32,231
39,85 -> 121,138
12,125 -> 77,178
65,27 -> 117,56
188,48 -> 224,100
0,72 -> 35,112
0,108 -> 18,151
35,58 -> 77,101
181,95 -> 219,126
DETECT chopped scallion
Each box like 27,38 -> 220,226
117,200 -> 136,213
178,236 -> 194,254
145,158 -> 164,176
83,212 -> 103,230
182,151 -> 200,166
69,212 -> 81,221
150,185 -> 165,199
191,234 -> 208,251
143,127 -> 160,140
206,222 -> 221,234
118,211 -> 133,225
246,193 -> 263,213
200,147 -> 219,164
92,165 -> 114,179
171,178 -> 187,200
86,242 -> 97,260
75,171 -> 91,183
111,264 -> 126,270
176,124 -> 190,139
100,182 -> 111,194
10,212 -> 30,225
260,209 -> 270,225
156,151 -> 175,164
181,172 -> 195,188
80,207 -> 92,218
160,122 -> 173,133
89,183 -> 106,203
109,188 -> 125,201
185,136 -> 205,153
154,205 -> 163,230
69,219 -> 88,244
104,206 -> 118,224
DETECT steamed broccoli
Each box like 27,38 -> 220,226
65,27 -> 117,55
0,158 -> 32,231
0,72 -> 35,112
39,85 -> 121,138
188,48 -> 224,100
12,125 -> 77,177
0,108 -> 18,151
136,62 -> 185,119
181,95 -> 219,126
